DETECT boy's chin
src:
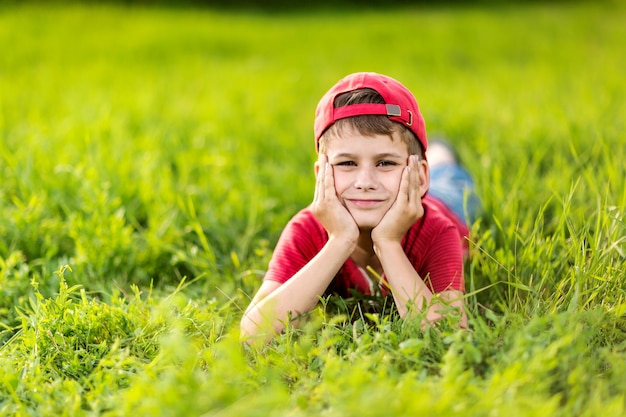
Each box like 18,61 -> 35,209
353,216 -> 385,231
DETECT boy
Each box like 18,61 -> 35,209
241,72 -> 474,342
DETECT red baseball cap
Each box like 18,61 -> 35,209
314,72 -> 427,153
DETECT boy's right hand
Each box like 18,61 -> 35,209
311,154 -> 359,246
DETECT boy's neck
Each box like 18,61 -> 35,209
355,231 -> 376,255
351,231 -> 382,274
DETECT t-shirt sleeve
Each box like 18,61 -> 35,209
417,223 -> 465,294
264,211 -> 327,284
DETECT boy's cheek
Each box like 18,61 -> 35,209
332,172 -> 348,190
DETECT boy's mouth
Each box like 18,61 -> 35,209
345,198 -> 385,208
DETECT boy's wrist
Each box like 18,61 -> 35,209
372,239 -> 403,258
327,234 -> 359,254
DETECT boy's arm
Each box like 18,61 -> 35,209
240,156 -> 358,343
373,241 -> 467,327
372,156 -> 467,327
240,236 -> 354,342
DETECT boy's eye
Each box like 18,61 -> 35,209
377,160 -> 399,167
335,161 -> 356,166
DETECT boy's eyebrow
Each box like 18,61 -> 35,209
332,152 -> 406,159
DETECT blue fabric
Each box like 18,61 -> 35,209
428,162 -> 481,225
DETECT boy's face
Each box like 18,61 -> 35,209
317,127 -> 428,230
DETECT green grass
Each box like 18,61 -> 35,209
1,2 -> 625,415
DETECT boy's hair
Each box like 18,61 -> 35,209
318,88 -> 424,156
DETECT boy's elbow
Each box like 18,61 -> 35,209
399,299 -> 467,329
424,301 -> 468,329
239,314 -> 260,344
239,311 -> 281,345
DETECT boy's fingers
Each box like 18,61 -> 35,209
410,156 -> 424,218
398,161 -> 411,203
409,155 -> 419,203
314,155 -> 328,201
314,165 -> 322,201
325,162 -> 335,197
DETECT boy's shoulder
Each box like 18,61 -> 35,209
280,206 -> 328,242
289,206 -> 321,226
421,194 -> 470,243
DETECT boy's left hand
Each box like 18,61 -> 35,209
372,155 -> 424,244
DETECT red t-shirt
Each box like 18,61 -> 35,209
264,195 -> 468,297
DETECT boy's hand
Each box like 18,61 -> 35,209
311,155 -> 359,245
372,155 -> 424,244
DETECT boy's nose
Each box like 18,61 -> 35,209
354,167 -> 377,190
